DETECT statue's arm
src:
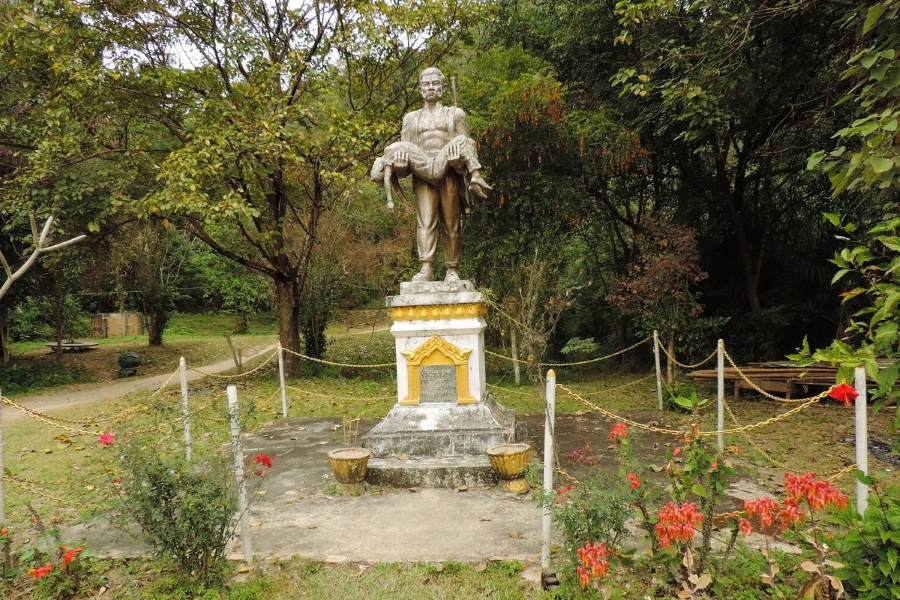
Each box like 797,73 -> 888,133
400,112 -> 416,143
454,107 -> 471,138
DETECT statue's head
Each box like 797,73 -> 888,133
418,67 -> 444,102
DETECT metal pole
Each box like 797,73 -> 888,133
541,369 -> 556,574
179,357 -> 192,462
277,343 -> 288,418
854,367 -> 869,516
653,330 -> 664,410
227,385 -> 253,562
0,387 -> 5,524
717,340 -> 725,452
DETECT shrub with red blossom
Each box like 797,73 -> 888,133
609,423 -> 629,444
784,472 -> 848,512
655,501 -> 703,548
576,541 -> 610,589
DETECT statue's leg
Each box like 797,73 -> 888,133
413,177 -> 440,281
438,173 -> 462,281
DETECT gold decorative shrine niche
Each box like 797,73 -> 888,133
400,336 -> 476,405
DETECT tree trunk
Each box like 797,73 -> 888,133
234,312 -> 249,334
275,277 -> 301,376
54,294 -> 64,360
0,305 -> 10,367
667,333 -> 675,385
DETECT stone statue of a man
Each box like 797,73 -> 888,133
370,67 -> 492,283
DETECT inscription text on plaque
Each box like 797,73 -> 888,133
419,364 -> 457,403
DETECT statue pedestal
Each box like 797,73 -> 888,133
362,281 -> 515,484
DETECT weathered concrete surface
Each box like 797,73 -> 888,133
243,488 -> 541,562
366,455 -> 499,488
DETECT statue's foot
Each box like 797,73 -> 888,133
444,268 -> 461,283
468,174 -> 492,199
411,263 -> 434,282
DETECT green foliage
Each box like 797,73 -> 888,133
790,213 -> 899,426
832,482 -> 900,599
710,545 -> 801,599
0,360 -> 84,395
669,389 -> 709,413
9,295 -> 88,342
118,446 -> 235,586
808,1 -> 899,195
560,337 -> 600,360
547,474 -> 633,557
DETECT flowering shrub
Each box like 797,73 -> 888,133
785,472 -> 848,512
118,445 -> 236,585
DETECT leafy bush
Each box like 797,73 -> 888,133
118,446 -> 235,585
9,295 -> 89,342
561,337 -> 600,360
549,474 -> 633,557
0,361 -> 84,395
832,481 -> 900,599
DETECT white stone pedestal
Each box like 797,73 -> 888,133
362,280 -> 515,462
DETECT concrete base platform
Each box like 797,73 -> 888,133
366,455 -> 501,488
362,396 -> 516,458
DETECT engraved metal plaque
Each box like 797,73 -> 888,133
419,364 -> 457,403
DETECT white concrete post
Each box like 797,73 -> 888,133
0,387 -> 5,524
179,357 -> 192,462
854,367 -> 869,516
510,328 -> 521,386
277,343 -> 288,418
227,385 -> 253,562
653,330 -> 664,410
716,339 -> 725,452
541,369 -> 556,574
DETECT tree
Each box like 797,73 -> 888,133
90,0 -> 480,373
607,217 -> 708,382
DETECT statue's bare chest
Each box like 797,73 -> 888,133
416,110 -> 450,136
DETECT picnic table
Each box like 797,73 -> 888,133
44,340 -> 100,353
688,361 -> 879,401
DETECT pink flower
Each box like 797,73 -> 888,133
829,382 -> 858,407
738,518 -> 752,536
672,446 -> 682,457
98,432 -> 116,447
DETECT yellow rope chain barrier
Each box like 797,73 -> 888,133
556,384 -> 834,437
189,349 -> 279,379
282,346 -> 396,368
723,348 -> 833,403
657,344 -> 719,370
485,336 -> 652,368
2,475 -> 73,506
286,385 -> 394,402
1,396 -> 103,436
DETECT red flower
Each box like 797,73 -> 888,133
554,485 -> 574,504
744,495 -> 804,535
785,472 -> 847,512
738,518 -> 752,536
98,432 -> 116,447
608,423 -> 629,444
655,501 -> 703,548
672,446 -> 682,457
28,563 -> 53,579
61,546 -> 83,568
627,472 -> 641,490
254,453 -> 273,469
829,382 -> 858,407
576,542 -> 610,588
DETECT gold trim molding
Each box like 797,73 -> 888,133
400,336 -> 476,405
391,303 -> 486,321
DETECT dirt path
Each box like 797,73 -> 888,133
2,325 -> 391,424
2,343 -> 278,423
